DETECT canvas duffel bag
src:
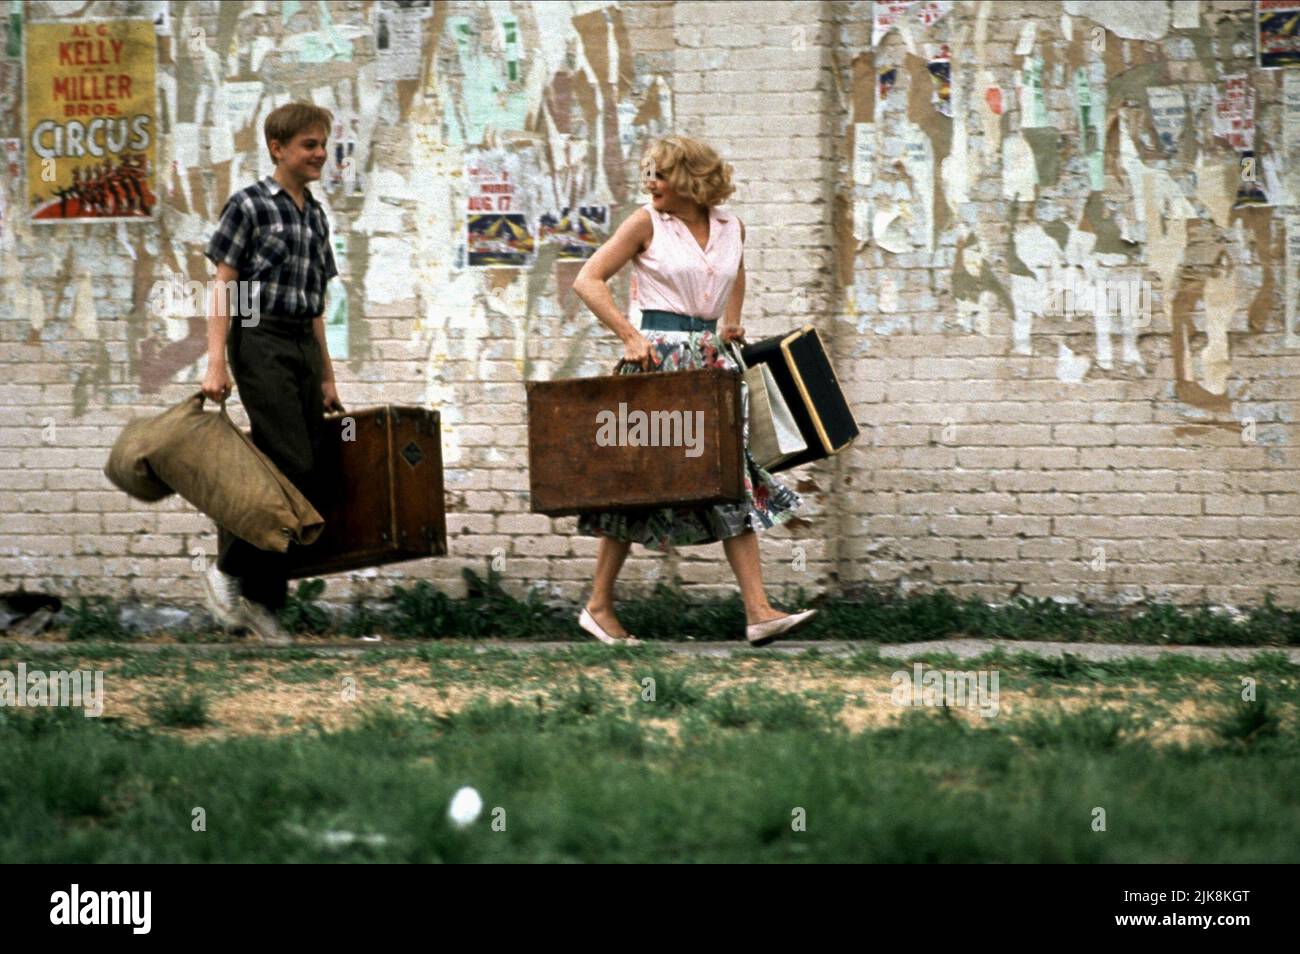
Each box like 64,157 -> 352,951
104,391 -> 324,552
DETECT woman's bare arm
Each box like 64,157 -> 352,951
573,207 -> 653,346
719,220 -> 745,342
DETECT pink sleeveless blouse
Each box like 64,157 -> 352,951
630,200 -> 743,322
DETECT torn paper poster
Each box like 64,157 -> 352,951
902,121 -> 934,251
324,116 -> 363,194
873,208 -> 911,253
325,235 -> 349,359
985,85 -> 1003,116
202,124 -> 234,167
376,6 -> 427,80
1257,0 -> 1300,68
879,68 -> 897,99
1080,65 -> 1107,191
2,138 -> 18,180
1056,342 -> 1091,383
149,0 -> 169,36
25,18 -> 158,223
1019,57 -> 1049,128
873,2 -> 917,46
250,35 -> 276,73
853,123 -> 875,188
221,82 -> 263,134
446,13 -> 530,146
6,1 -> 20,58
1014,21 -> 1037,56
1286,211 -> 1300,348
364,235 -> 415,304
467,155 -> 535,266
915,2 -> 952,29
1172,1 -> 1200,28
872,1 -> 951,47
539,207 -> 608,260
1235,152 -> 1270,208
1213,75 -> 1254,151
1146,87 -> 1187,155
1063,1 -> 1170,41
1074,69 -> 1092,151
927,44 -> 951,117
1002,134 -> 1038,201
1284,72 -> 1300,205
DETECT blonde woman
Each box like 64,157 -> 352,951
571,136 -> 817,647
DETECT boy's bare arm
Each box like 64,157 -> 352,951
202,262 -> 239,401
312,315 -> 344,412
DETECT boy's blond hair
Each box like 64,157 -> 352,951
264,102 -> 334,165
640,136 -> 736,208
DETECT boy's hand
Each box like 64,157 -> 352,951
322,380 -> 344,414
202,363 -> 233,403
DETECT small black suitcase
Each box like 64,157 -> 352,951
741,325 -> 859,472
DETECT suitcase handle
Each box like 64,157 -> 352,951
196,389 -> 348,420
613,352 -> 664,374
194,389 -> 231,417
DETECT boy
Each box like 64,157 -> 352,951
200,102 -> 344,645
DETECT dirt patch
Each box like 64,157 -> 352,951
69,655 -> 1281,748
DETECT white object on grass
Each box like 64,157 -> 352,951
448,786 -> 483,827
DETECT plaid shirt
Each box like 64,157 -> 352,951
205,176 -> 338,320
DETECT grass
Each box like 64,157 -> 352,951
66,596 -> 132,641
0,684 -> 1297,862
145,686 -> 211,729
37,567 -> 1300,646
0,646 -> 1296,861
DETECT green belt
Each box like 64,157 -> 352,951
639,309 -> 718,333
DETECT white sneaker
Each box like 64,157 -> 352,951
239,597 -> 294,647
746,608 -> 818,647
203,562 -> 245,631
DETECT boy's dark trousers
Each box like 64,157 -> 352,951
215,315 -> 325,611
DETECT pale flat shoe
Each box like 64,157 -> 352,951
746,608 -> 818,647
579,607 -> 641,646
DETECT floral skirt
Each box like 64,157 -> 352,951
575,329 -> 804,552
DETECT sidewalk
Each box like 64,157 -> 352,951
10,637 -> 1300,662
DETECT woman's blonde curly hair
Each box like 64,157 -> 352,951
640,136 -> 735,208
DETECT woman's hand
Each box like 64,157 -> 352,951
623,334 -> 659,370
719,323 -> 745,345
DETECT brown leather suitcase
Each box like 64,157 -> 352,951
286,405 -> 447,578
527,366 -> 744,516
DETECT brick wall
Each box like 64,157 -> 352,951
1,0 -> 1297,613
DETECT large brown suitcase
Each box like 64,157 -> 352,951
285,405 -> 447,578
527,365 -> 744,516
